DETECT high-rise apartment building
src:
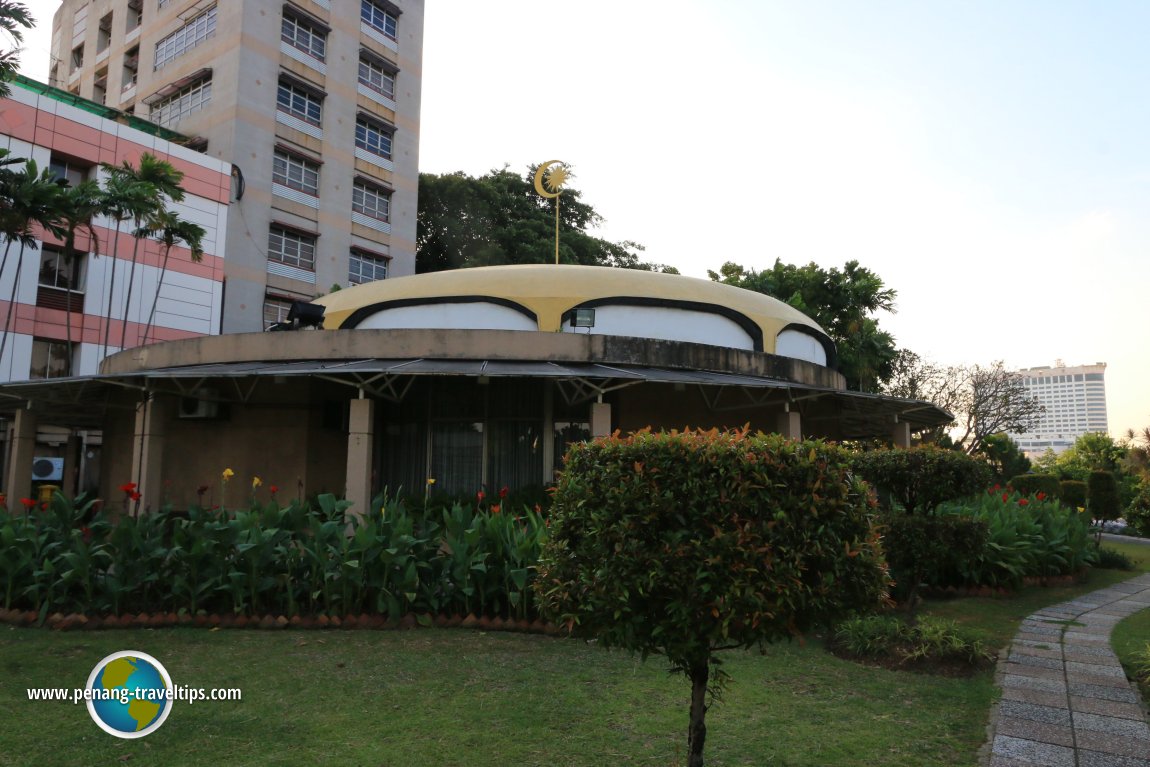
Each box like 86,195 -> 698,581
50,0 -> 423,339
1011,361 -> 1108,457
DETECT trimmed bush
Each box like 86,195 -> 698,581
1087,470 -> 1122,527
1126,485 -> 1150,537
853,446 -> 992,514
1009,474 -> 1061,499
880,513 -> 988,603
1095,546 -> 1136,571
1060,480 -> 1087,511
539,428 -> 889,767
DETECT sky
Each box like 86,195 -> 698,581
17,1 -> 1150,439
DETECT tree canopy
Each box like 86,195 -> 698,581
417,167 -> 677,274
708,259 -> 898,392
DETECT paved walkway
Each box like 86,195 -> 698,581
986,573 -> 1150,766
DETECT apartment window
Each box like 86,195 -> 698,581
281,13 -> 326,62
150,75 -> 212,126
263,296 -> 293,327
268,226 -> 316,270
71,44 -> 84,72
348,249 -> 388,285
352,181 -> 390,222
97,13 -> 113,53
358,55 -> 395,99
48,155 -> 93,187
154,4 -> 217,70
29,339 -> 72,380
361,0 -> 398,39
38,247 -> 85,291
93,67 -> 109,105
273,150 -> 320,196
276,79 -> 323,127
122,46 -> 139,90
355,116 -> 393,159
127,0 -> 142,31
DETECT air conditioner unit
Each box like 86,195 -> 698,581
32,457 -> 64,481
178,390 -> 220,419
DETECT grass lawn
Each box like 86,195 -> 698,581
4,547 -> 1148,767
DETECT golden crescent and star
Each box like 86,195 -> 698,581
534,161 -> 569,264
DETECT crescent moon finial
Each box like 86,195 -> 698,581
534,161 -> 568,199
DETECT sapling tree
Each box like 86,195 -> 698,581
537,428 -> 889,767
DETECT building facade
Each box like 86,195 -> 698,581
50,0 -> 424,335
0,76 -> 232,490
1011,361 -> 1109,457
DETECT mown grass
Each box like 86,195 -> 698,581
5,547 -> 1148,767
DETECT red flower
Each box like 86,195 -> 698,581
1002,492 -> 1009,502
196,484 -> 209,496
1036,492 -> 1046,501
499,486 -> 509,500
129,491 -> 141,502
491,504 -> 501,514
81,526 -> 92,544
20,497 -> 35,509
1019,498 -> 1029,507
119,482 -> 137,493
476,490 -> 485,503
269,485 -> 279,495
993,484 -> 1002,491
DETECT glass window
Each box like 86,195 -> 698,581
263,296 -> 293,327
154,4 -> 217,70
273,150 -> 320,196
71,44 -> 84,72
276,80 -> 323,126
267,226 -> 316,270
150,75 -> 212,126
38,247 -> 85,291
358,56 -> 395,98
361,0 -> 398,39
352,181 -> 390,221
97,13 -> 113,53
48,156 -> 92,187
281,14 -> 326,61
348,249 -> 388,285
29,339 -> 72,380
431,421 -> 484,495
355,116 -> 393,159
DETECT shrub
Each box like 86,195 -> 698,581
853,446 -> 992,514
1125,484 -> 1150,537
880,513 -> 988,604
1087,470 -> 1122,527
832,614 -> 992,669
539,428 -> 888,767
1094,546 -> 1135,571
1010,474 -> 1061,499
1059,480 -> 1087,511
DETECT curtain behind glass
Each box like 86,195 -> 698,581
487,420 -> 544,492
430,421 -> 484,495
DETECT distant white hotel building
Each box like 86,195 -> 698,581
1011,361 -> 1108,457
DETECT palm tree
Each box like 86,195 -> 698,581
0,159 -> 64,376
139,209 -> 205,344
54,180 -> 103,366
102,153 -> 185,352
0,1 -> 33,99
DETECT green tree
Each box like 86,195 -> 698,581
976,432 -> 1032,485
708,259 -> 897,391
54,179 -> 104,367
139,209 -> 205,344
0,1 -> 33,98
538,429 -> 888,767
417,167 -> 677,273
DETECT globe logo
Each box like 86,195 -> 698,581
85,651 -> 174,738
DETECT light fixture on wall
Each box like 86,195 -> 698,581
571,308 -> 595,331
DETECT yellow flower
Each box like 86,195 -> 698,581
426,478 -> 436,485
222,468 -> 235,481
252,476 -> 262,489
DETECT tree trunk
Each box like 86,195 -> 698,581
686,660 -> 709,767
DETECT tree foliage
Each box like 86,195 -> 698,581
708,259 -> 897,392
884,354 -> 1043,455
852,446 -> 991,515
977,432 -> 1032,485
0,1 -> 33,99
417,167 -> 677,274
538,429 -> 888,767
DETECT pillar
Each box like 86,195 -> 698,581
890,419 -> 911,448
776,410 -> 802,440
4,407 -> 37,501
62,431 -> 80,498
591,401 -> 612,438
345,397 -> 375,520
130,395 -> 171,515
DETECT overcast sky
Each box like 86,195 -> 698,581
18,1 -> 1150,439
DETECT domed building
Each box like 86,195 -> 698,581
0,265 -> 950,513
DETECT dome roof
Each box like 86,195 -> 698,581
314,265 -> 834,362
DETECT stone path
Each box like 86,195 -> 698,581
986,573 -> 1150,766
